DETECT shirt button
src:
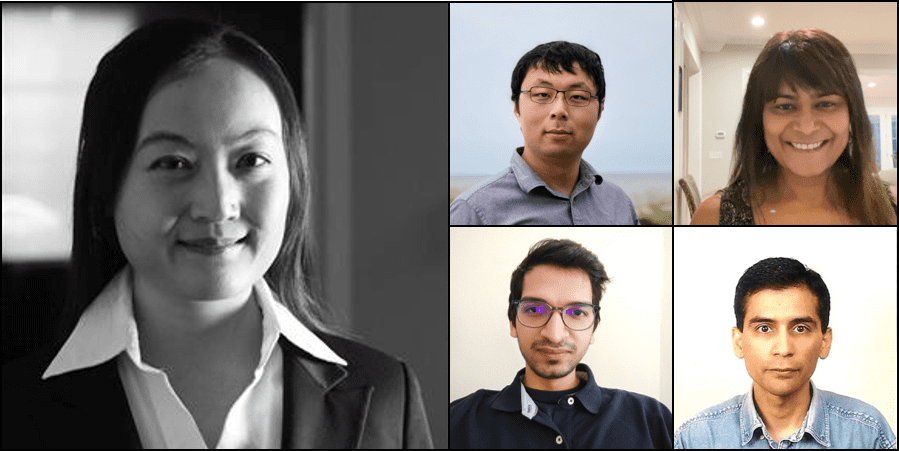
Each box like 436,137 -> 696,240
556,435 -> 563,445
567,397 -> 574,405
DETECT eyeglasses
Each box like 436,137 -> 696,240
520,86 -> 599,107
512,299 -> 599,331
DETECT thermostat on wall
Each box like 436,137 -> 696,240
715,131 -> 726,139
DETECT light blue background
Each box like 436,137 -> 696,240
450,3 -> 673,175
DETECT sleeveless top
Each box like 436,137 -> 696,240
717,178 -> 898,225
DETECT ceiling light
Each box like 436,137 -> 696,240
751,16 -> 765,27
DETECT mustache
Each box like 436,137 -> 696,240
532,340 -> 576,351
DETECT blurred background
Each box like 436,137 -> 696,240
1,3 -> 447,446
674,2 -> 898,224
450,3 -> 673,225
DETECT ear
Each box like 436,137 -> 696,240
732,327 -> 745,359
513,102 -> 521,123
819,327 -> 832,359
597,98 -> 605,122
510,320 -> 518,338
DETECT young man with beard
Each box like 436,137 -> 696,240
450,239 -> 672,448
450,41 -> 638,225
675,257 -> 896,448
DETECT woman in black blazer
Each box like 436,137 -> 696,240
2,18 -> 432,449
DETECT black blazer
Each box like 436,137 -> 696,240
2,334 -> 433,449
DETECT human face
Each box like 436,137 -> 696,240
732,286 -> 832,400
762,84 -> 849,179
115,57 -> 289,301
514,63 -> 603,162
510,265 -> 596,388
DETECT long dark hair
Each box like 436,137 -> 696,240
59,18 -> 347,344
730,28 -> 895,224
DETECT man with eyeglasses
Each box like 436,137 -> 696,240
450,41 -> 639,225
450,239 -> 672,448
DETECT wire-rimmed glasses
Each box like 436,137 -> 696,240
520,86 -> 600,107
511,299 -> 599,331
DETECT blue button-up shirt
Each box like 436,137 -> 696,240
450,364 -> 673,448
450,147 -> 639,225
675,381 -> 897,449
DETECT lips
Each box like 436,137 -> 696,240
545,129 -> 572,134
534,346 -> 570,355
179,236 -> 246,247
787,139 -> 829,150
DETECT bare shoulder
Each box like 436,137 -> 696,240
690,193 -> 721,225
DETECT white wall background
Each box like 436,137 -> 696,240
451,227 -> 672,411
674,227 -> 898,436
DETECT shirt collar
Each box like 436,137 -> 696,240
491,363 -> 603,419
740,380 -> 828,446
43,266 -> 346,380
510,147 -> 603,198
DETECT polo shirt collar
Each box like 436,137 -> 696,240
510,147 -> 603,198
740,380 -> 828,446
490,363 -> 603,419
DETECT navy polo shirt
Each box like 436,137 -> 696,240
450,364 -> 672,449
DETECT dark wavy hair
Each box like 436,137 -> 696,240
510,40 -> 605,117
58,18 -> 347,344
507,239 -> 610,332
734,257 -> 830,333
730,28 -> 896,224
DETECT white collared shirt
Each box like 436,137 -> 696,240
43,266 -> 347,449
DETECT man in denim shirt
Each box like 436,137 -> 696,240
675,258 -> 896,449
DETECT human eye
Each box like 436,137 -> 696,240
794,324 -> 810,333
237,152 -> 271,169
755,324 -> 771,333
774,103 -> 794,112
570,92 -> 589,101
149,155 -> 192,171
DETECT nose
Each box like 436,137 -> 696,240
540,309 -> 569,343
190,162 -> 240,222
793,109 -> 820,135
548,92 -> 570,119
771,329 -> 794,357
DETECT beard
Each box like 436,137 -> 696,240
521,338 -> 585,380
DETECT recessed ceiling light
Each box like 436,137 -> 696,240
868,82 -> 876,88
751,16 -> 765,27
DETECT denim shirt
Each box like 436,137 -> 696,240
675,381 -> 897,449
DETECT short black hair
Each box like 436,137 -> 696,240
510,40 -> 605,114
508,239 -> 610,332
734,257 -> 830,332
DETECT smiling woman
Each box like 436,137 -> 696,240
2,18 -> 432,449
690,28 -> 898,225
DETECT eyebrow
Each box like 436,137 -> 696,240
747,316 -> 818,326
520,296 -> 591,306
534,78 -> 589,90
135,127 -> 279,152
772,92 -> 840,101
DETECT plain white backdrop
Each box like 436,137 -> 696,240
450,227 -> 672,411
674,227 -> 898,436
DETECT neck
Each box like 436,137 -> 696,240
522,365 -> 580,392
520,146 -> 581,197
771,169 -> 837,208
132,273 -> 261,369
752,381 -> 812,440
